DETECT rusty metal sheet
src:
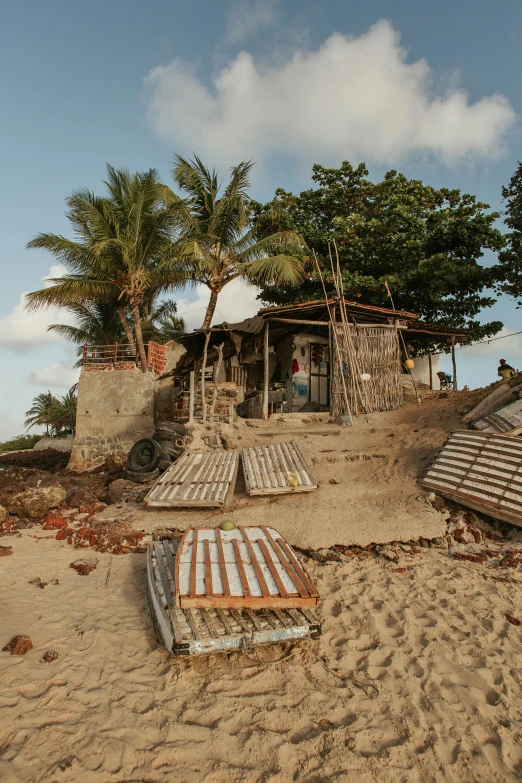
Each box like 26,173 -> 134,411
420,430 -> 522,527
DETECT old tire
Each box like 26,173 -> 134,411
127,438 -> 161,473
158,459 -> 172,472
124,468 -> 160,483
155,422 -> 186,437
159,445 -> 182,460
154,435 -> 185,449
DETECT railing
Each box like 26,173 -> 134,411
82,344 -> 139,366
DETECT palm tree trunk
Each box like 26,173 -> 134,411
131,302 -> 148,372
202,289 -> 219,330
117,306 -> 137,353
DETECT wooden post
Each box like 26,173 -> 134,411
428,351 -> 433,390
229,399 -> 235,430
188,370 -> 195,424
201,331 -> 210,422
210,343 -> 224,423
263,321 -> 269,420
113,342 -> 118,366
83,344 -> 87,365
451,336 -> 457,391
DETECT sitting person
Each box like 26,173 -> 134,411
498,359 -> 516,380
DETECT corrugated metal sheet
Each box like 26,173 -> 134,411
420,430 -> 522,527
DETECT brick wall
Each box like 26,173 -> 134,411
147,341 -> 167,375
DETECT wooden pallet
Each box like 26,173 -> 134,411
144,451 -> 239,508
420,430 -> 522,528
148,539 -> 321,656
174,526 -> 319,609
473,398 -> 522,433
241,442 -> 317,496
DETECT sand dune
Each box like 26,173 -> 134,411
2,524 -> 522,782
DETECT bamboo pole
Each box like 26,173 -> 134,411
263,322 -> 269,420
188,371 -> 195,423
451,335 -> 457,391
201,331 -> 210,422
311,250 -> 352,423
428,352 -> 433,390
209,343 -> 224,422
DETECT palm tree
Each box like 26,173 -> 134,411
165,155 -> 306,330
25,392 -> 59,435
51,387 -> 77,435
48,301 -> 125,365
26,166 -> 183,371
140,300 -> 185,343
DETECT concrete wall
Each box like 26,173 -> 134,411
68,368 -> 155,471
410,354 -> 440,387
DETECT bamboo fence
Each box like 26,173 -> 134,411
331,324 -> 404,416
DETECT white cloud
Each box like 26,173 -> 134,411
176,279 -> 263,332
224,0 -> 279,45
0,265 -> 75,349
145,19 -> 515,168
25,361 -> 81,389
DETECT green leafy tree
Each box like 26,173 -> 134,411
164,155 -> 305,330
24,392 -> 59,435
26,166 -> 183,371
253,162 -> 504,341
497,161 -> 522,305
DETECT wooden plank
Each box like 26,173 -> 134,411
260,526 -> 309,599
239,526 -> 270,598
232,538 -> 251,598
216,608 -> 235,635
263,321 -> 269,420
215,528 -> 231,597
153,541 -> 174,606
257,538 -> 289,598
203,539 -> 213,597
276,538 -> 319,599
189,528 -> 198,598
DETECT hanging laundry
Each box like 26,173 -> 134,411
292,359 -> 300,374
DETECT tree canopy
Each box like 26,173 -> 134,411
497,161 -> 522,306
164,155 -> 306,329
253,162 -> 504,341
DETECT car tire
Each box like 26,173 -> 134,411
158,459 -> 172,472
159,445 -> 182,460
127,438 -> 161,473
124,468 -> 160,483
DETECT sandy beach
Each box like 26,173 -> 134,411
2,391 -> 522,782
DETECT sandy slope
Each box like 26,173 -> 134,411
2,527 -> 522,783
93,394 -> 460,549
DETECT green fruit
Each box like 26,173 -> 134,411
220,520 -> 236,531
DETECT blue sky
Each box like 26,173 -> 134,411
1,0 -> 521,439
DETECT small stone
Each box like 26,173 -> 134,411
2,635 -> 33,655
70,558 -> 98,576
40,650 -> 59,663
0,504 -> 8,523
42,512 -> 67,530
0,545 -> 13,557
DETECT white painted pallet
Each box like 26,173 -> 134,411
473,398 -> 522,433
241,442 -> 317,496
144,451 -> 239,508
148,538 -> 321,656
175,526 -> 319,609
420,430 -> 522,527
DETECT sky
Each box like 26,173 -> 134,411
1,0 -> 521,439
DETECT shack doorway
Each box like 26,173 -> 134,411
309,343 -> 330,407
